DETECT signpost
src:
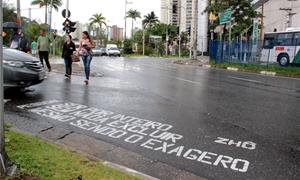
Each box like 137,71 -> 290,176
219,9 -> 233,41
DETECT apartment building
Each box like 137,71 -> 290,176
161,0 -> 181,26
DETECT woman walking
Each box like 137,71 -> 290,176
62,34 -> 76,79
79,31 -> 95,85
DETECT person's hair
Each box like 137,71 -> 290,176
82,31 -> 94,45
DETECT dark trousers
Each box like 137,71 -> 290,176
64,58 -> 72,76
39,51 -> 51,70
81,55 -> 93,80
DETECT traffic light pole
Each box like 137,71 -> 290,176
0,0 -> 7,176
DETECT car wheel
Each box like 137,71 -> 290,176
278,54 -> 290,67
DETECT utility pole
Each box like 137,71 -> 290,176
260,0 -> 264,41
191,0 -> 198,60
48,0 -> 54,30
279,8 -> 296,28
16,0 -> 21,24
0,0 -> 7,176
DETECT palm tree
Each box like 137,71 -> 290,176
127,9 -> 141,37
142,11 -> 159,28
89,13 -> 106,46
31,0 -> 62,24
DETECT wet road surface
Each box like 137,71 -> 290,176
5,56 -> 300,180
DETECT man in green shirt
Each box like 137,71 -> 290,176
37,30 -> 52,72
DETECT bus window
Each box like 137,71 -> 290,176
294,33 -> 300,45
263,34 -> 275,49
276,33 -> 293,46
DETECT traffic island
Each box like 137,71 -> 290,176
3,129 -> 140,180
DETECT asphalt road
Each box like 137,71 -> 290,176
5,56 -> 300,180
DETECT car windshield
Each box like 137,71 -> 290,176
110,47 -> 118,50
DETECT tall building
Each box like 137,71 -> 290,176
197,0 -> 209,52
180,0 -> 193,32
109,25 -> 124,41
161,0 -> 181,26
161,0 -> 209,52
253,0 -> 300,33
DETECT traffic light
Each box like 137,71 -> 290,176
63,18 -> 76,34
187,27 -> 191,36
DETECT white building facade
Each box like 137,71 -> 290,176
254,0 -> 300,33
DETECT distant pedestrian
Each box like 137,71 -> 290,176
10,29 -> 21,49
31,39 -> 38,56
62,34 -> 76,79
79,31 -> 95,85
37,29 -> 52,72
19,33 -> 29,53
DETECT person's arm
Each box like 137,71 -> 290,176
37,37 -> 40,50
89,40 -> 96,49
62,43 -> 66,58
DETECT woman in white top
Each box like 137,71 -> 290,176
79,31 -> 95,85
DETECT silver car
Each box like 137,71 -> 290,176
3,47 -> 45,90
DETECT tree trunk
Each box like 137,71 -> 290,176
45,4 -> 48,24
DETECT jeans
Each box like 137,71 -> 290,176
81,55 -> 93,80
64,57 -> 72,76
39,51 -> 51,70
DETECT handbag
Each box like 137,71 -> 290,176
71,51 -> 80,62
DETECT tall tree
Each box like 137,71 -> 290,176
142,11 -> 159,28
89,13 -> 106,46
31,0 -> 62,24
206,0 -> 259,39
127,9 -> 141,37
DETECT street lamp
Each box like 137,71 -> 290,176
124,0 -> 133,40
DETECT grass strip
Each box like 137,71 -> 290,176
5,130 -> 139,180
209,61 -> 300,78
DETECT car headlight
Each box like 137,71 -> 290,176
3,60 -> 25,68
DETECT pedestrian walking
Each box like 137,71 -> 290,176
19,33 -> 29,53
62,34 -> 76,79
37,29 -> 52,72
31,39 -> 38,57
79,31 -> 95,85
10,29 -> 21,49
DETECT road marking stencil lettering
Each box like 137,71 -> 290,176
17,101 -> 254,173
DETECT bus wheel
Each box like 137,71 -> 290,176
278,54 -> 290,67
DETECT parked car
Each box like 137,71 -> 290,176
3,47 -> 45,90
107,47 -> 121,57
93,47 -> 107,56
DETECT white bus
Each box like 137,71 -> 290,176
261,29 -> 300,66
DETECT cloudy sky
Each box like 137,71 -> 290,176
5,0 -> 161,33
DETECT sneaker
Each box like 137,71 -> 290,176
84,80 -> 89,85
48,69 -> 52,72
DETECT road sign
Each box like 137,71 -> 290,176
219,9 -> 232,25
62,9 -> 71,18
252,19 -> 259,45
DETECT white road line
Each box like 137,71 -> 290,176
176,77 -> 201,85
228,76 -> 262,83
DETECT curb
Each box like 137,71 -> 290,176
260,71 -> 276,76
227,67 -> 239,71
202,65 -> 211,68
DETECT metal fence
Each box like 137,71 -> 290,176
209,40 -> 264,64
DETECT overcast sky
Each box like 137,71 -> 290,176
5,0 -> 161,32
